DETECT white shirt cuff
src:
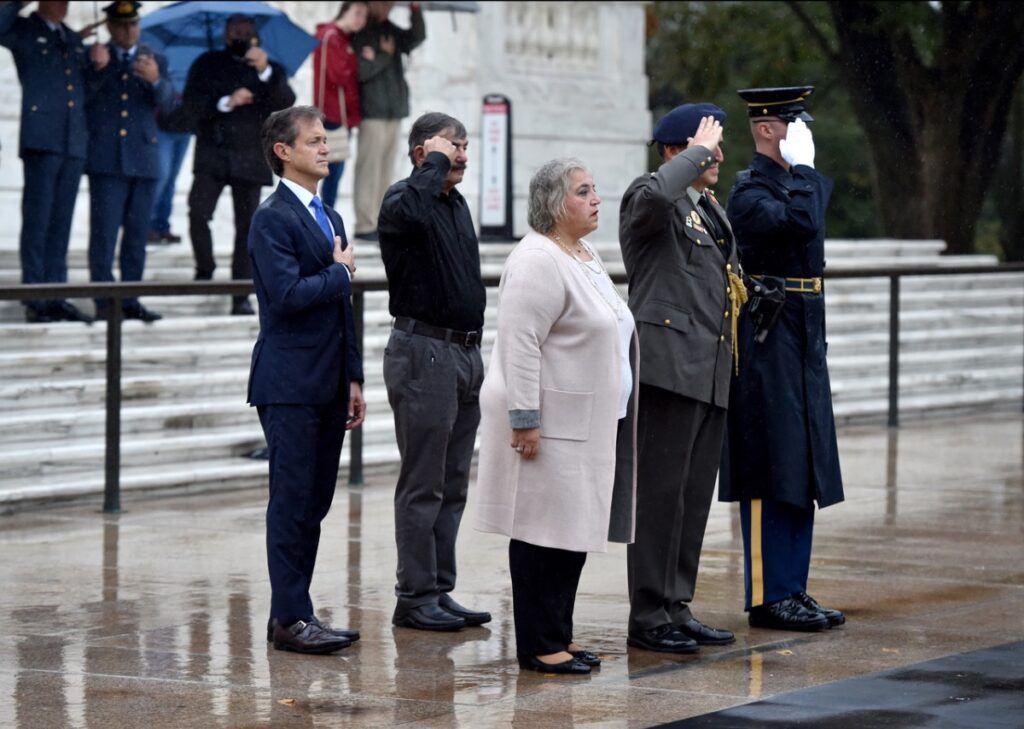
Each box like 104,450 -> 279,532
258,64 -> 273,82
217,95 -> 232,113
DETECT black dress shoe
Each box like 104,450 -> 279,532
438,593 -> 491,626
794,592 -> 846,627
123,303 -> 163,322
676,616 -> 735,646
49,300 -> 94,324
518,654 -> 591,674
24,306 -> 54,323
267,617 -> 359,643
354,230 -> 378,242
570,649 -> 601,667
231,297 -> 254,316
393,603 -> 466,631
272,619 -> 351,654
627,624 -> 699,654
748,597 -> 830,632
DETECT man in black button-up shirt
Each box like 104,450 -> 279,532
378,111 -> 491,632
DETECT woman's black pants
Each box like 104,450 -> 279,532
508,539 -> 588,656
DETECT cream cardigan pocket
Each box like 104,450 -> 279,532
539,388 -> 594,441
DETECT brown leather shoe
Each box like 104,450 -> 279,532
272,619 -> 351,654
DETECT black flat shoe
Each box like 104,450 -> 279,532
267,617 -> 359,643
438,593 -> 491,626
570,649 -> 601,667
793,592 -> 846,627
749,597 -> 829,632
272,619 -> 351,654
123,303 -> 163,322
231,297 -> 254,316
676,616 -> 735,645
518,654 -> 591,674
392,603 -> 466,631
49,300 -> 94,324
627,624 -> 699,654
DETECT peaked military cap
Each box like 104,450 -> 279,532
103,0 -> 142,23
738,86 -> 814,122
651,103 -> 727,146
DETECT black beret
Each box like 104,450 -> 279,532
651,103 -> 727,145
103,0 -> 141,23
738,86 -> 814,122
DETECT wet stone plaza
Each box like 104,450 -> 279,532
0,412 -> 1022,728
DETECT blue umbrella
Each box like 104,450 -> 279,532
140,1 -> 319,88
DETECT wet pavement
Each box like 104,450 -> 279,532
0,412 -> 1022,728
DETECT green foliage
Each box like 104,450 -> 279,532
646,1 -> 880,237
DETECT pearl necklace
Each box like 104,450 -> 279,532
549,233 -> 627,319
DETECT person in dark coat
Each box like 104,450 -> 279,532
248,105 -> 363,654
720,86 -> 846,632
182,12 -> 296,315
619,105 -> 746,654
0,0 -> 98,323
86,0 -> 174,322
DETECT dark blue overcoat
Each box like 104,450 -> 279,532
719,153 -> 844,509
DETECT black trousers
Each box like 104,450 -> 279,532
627,385 -> 727,631
188,170 -> 260,282
509,539 -> 587,656
257,393 -> 347,627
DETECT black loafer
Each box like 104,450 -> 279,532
267,616 -> 359,643
749,597 -> 829,632
392,603 -> 466,631
123,303 -> 163,322
231,297 -> 254,316
272,619 -> 351,654
438,593 -> 491,626
676,616 -> 735,646
570,649 -> 601,667
518,654 -> 591,674
627,624 -> 699,654
794,592 -> 846,627
50,300 -> 94,324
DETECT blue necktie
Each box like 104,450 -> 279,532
310,195 -> 334,250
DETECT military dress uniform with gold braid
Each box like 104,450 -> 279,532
0,1 -> 91,321
85,13 -> 174,319
620,103 -> 745,651
719,87 -> 844,627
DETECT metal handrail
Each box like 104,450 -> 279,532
2,261 -> 1023,511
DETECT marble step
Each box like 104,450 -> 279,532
829,364 -> 1023,400
0,446 -> 406,507
832,385 -> 1023,424
825,324 -> 1024,356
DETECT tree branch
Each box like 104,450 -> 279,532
784,1 -> 839,65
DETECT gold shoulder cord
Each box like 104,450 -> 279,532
726,270 -> 748,374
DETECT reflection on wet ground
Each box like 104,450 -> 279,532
0,413 -> 1022,727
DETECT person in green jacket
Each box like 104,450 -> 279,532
350,1 -> 425,240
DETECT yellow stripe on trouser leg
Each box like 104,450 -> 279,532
751,498 -> 764,606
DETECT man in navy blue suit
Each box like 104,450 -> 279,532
0,0 -> 97,323
85,0 -> 173,322
248,105 -> 365,654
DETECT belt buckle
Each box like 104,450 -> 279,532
463,331 -> 479,347
812,278 -> 822,294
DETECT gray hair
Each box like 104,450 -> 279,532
527,158 -> 589,234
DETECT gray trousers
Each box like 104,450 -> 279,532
627,385 -> 727,631
383,328 -> 484,609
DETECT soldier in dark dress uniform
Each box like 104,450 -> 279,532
86,0 -> 173,322
0,0 -> 96,323
720,86 -> 846,632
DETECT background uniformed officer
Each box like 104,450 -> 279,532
720,86 -> 847,632
85,0 -> 173,322
0,0 -> 97,323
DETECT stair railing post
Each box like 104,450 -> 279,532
103,300 -> 122,513
887,274 -> 900,429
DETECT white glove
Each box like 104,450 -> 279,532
779,119 -> 815,168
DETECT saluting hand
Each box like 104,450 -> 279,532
687,115 -> 723,154
779,119 -> 816,169
422,135 -> 458,164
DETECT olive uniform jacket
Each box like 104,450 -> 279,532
619,146 -> 742,409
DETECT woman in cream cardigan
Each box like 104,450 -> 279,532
475,159 -> 638,674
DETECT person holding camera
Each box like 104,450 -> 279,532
182,12 -> 296,315
85,0 -> 174,322
619,105 -> 744,654
720,86 -> 846,633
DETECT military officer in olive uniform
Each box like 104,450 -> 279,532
620,105 -> 747,653
85,0 -> 173,322
0,0 -> 97,323
720,86 -> 846,632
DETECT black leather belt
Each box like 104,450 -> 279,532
393,316 -> 482,347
